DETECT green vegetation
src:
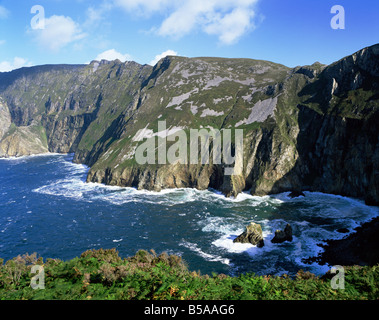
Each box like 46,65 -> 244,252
329,88 -> 379,119
1,249 -> 378,300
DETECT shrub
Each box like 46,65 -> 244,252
0,253 -> 40,288
98,263 -> 117,285
80,248 -> 122,264
296,269 -> 318,280
0,249 -> 378,300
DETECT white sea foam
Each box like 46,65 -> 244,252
212,236 -> 254,254
0,152 -> 63,161
30,155 -> 284,208
211,227 -> 273,255
33,178 -> 85,199
179,240 -> 230,265
201,191 -> 378,275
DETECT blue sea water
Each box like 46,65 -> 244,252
0,153 -> 378,276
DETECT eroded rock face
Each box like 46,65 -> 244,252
233,222 -> 264,248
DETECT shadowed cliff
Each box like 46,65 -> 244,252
270,44 -> 379,205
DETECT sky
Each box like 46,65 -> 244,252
0,0 -> 378,72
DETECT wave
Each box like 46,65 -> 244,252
18,153 -> 379,216
32,156 -> 378,238
198,197 -> 378,275
0,152 -> 65,164
0,152 -> 64,162
179,240 -> 230,265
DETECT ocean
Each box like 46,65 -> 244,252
0,153 -> 378,276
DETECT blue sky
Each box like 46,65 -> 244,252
0,0 -> 378,72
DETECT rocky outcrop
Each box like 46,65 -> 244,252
307,217 -> 379,266
42,112 -> 96,154
233,222 -> 264,247
288,191 -> 305,198
271,224 -> 293,244
269,44 -> 379,206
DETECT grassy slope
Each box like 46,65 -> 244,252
0,249 -> 378,300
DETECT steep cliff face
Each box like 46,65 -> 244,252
0,44 -> 378,205
0,60 -> 152,159
86,56 -> 294,196
85,45 -> 379,204
278,44 -> 379,205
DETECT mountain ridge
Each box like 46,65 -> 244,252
1,44 -> 378,205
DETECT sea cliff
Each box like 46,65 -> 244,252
0,45 -> 378,205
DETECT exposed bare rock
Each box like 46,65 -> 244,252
0,125 -> 49,157
233,222 -> 264,247
271,224 -> 293,244
0,98 -> 11,141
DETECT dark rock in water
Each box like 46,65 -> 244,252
288,191 -> 305,198
337,228 -> 349,234
306,217 -> 379,266
365,195 -> 379,206
271,224 -> 293,243
234,222 -> 264,248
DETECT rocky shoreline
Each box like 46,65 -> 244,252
2,151 -> 378,269
307,216 -> 379,267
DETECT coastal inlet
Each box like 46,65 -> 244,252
0,154 -> 378,276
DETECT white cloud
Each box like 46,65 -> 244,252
31,15 -> 87,52
0,5 -> 9,19
204,7 -> 256,45
0,57 -> 31,72
158,0 -> 258,44
84,2 -> 113,27
149,49 -> 178,66
114,0 -> 173,16
114,0 -> 259,44
86,7 -> 105,25
94,49 -> 132,62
